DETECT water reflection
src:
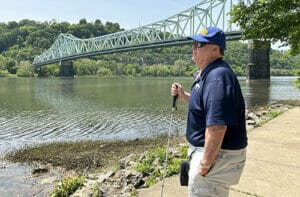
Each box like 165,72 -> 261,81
60,78 -> 74,96
245,79 -> 271,109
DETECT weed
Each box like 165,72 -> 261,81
135,145 -> 188,187
130,189 -> 138,197
49,176 -> 84,197
267,111 -> 281,118
92,182 -> 100,197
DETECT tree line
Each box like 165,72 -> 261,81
0,18 -> 299,77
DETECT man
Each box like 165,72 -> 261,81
171,27 -> 247,197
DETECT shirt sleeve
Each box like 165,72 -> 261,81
204,79 -> 237,126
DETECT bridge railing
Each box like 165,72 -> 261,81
33,0 -> 253,66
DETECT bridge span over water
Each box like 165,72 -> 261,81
33,0 -> 270,79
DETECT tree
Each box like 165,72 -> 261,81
16,61 -> 34,77
18,19 -> 36,27
7,21 -> 18,29
230,0 -> 300,54
79,18 -> 87,25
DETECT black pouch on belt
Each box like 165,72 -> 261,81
179,160 -> 190,186
180,149 -> 196,186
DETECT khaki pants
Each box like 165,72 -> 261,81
188,146 -> 246,197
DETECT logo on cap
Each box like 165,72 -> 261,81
200,28 -> 208,35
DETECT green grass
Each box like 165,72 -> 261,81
266,110 -> 282,118
257,110 -> 284,127
49,176 -> 84,197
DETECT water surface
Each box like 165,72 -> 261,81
0,76 -> 299,153
0,76 -> 299,196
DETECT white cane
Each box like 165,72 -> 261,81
161,90 -> 178,197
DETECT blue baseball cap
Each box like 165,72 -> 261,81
188,27 -> 226,51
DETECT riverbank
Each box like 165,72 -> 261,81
2,100 -> 300,196
4,136 -> 187,172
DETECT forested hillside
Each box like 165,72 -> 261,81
0,19 -> 298,77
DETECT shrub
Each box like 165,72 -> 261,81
49,176 -> 84,197
97,67 -> 112,76
16,61 -> 34,77
0,70 -> 10,77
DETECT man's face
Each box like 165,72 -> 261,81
192,41 -> 217,67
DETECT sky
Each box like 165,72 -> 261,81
0,0 -> 200,29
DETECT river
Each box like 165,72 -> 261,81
0,76 -> 300,154
0,76 -> 300,196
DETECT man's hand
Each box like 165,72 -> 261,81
198,165 -> 211,176
199,125 -> 226,176
171,83 -> 190,103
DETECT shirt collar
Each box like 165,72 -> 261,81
199,58 -> 223,81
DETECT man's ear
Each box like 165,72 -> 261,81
212,45 -> 219,52
212,45 -> 222,56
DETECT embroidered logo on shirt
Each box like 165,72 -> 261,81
194,83 -> 200,90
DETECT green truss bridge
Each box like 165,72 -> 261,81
33,0 -> 271,79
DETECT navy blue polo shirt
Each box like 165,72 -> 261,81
186,58 -> 247,150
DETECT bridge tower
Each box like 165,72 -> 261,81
59,61 -> 74,77
247,40 -> 271,80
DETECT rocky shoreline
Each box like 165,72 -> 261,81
71,103 -> 294,197
245,103 -> 291,130
3,101 -> 299,197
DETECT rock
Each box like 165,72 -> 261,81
87,170 -> 114,183
138,153 -> 147,161
271,104 -> 283,109
128,161 -> 137,168
119,184 -> 135,197
71,180 -> 97,197
97,170 -> 114,183
257,110 -> 268,116
124,170 -> 143,187
112,181 -> 123,189
172,149 -> 182,158
122,184 -> 134,193
246,119 -> 256,126
178,143 -> 187,147
86,173 -> 100,180
247,112 -> 259,122
119,154 -> 136,169
31,167 -> 48,175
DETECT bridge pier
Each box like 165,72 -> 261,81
59,61 -> 74,77
247,40 -> 271,80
